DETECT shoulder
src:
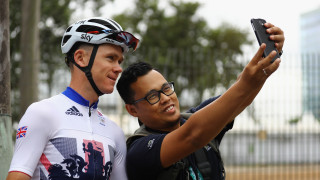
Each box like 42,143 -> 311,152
126,134 -> 166,178
95,110 -> 126,147
127,125 -> 168,150
127,134 -> 166,155
19,94 -> 67,130
26,94 -> 64,112
97,110 -> 124,134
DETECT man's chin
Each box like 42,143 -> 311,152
167,115 -> 181,125
102,87 -> 114,94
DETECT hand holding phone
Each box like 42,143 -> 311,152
251,18 -> 280,63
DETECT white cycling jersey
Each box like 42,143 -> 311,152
9,87 -> 127,180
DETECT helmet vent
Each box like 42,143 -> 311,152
66,26 -> 72,32
62,35 -> 71,46
76,25 -> 104,33
88,18 -> 118,30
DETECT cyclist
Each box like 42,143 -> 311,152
7,17 -> 139,180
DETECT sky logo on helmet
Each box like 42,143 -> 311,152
81,33 -> 93,42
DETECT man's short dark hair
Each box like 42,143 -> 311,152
65,42 -> 94,68
116,62 -> 154,104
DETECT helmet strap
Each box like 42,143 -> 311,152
71,45 -> 104,96
85,45 -> 103,96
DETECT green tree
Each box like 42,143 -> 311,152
19,0 -> 41,123
10,0 -> 111,122
0,0 -> 13,177
114,0 -> 252,106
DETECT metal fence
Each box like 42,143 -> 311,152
49,49 -> 320,179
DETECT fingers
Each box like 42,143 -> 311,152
249,44 -> 280,77
240,44 -> 281,87
252,43 -> 279,67
259,51 -> 281,76
262,58 -> 281,77
264,22 -> 274,28
250,43 -> 266,65
258,50 -> 276,67
264,22 -> 285,52
269,32 -> 285,42
269,30 -> 285,48
265,23 -> 283,35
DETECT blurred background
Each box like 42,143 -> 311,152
1,0 -> 320,179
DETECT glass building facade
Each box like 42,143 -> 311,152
300,8 -> 320,121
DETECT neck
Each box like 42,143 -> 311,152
69,80 -> 99,106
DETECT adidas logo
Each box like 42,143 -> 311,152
65,106 -> 83,116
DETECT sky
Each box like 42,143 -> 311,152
98,0 -> 320,54
196,0 -> 320,54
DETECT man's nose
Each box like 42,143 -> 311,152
159,92 -> 170,103
113,63 -> 123,73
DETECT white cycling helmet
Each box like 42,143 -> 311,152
61,18 -> 139,96
61,17 -> 139,54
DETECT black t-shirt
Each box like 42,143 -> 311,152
126,96 -> 234,180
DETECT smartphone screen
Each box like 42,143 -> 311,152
251,18 -> 280,63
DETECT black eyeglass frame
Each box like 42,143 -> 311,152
132,82 -> 175,105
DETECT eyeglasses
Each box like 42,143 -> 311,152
88,29 -> 140,51
132,82 -> 175,105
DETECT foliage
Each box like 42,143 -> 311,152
9,0 -> 111,122
9,0 -> 252,121
288,115 -> 302,124
113,0 -> 252,105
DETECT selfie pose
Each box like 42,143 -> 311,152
117,22 -> 284,180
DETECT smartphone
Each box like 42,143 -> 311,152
251,18 -> 279,63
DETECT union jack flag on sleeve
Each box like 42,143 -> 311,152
16,126 -> 28,139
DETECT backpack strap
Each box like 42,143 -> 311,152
182,112 -> 226,180
126,124 -> 150,148
194,148 -> 211,180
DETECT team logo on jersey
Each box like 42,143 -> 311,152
40,138 -> 114,179
65,106 -> 83,116
16,126 -> 28,139
204,145 -> 211,151
147,139 -> 155,149
97,110 -> 106,126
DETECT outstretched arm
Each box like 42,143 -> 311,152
161,43 -> 281,168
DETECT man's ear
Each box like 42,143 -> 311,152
74,49 -> 88,67
125,104 -> 138,117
